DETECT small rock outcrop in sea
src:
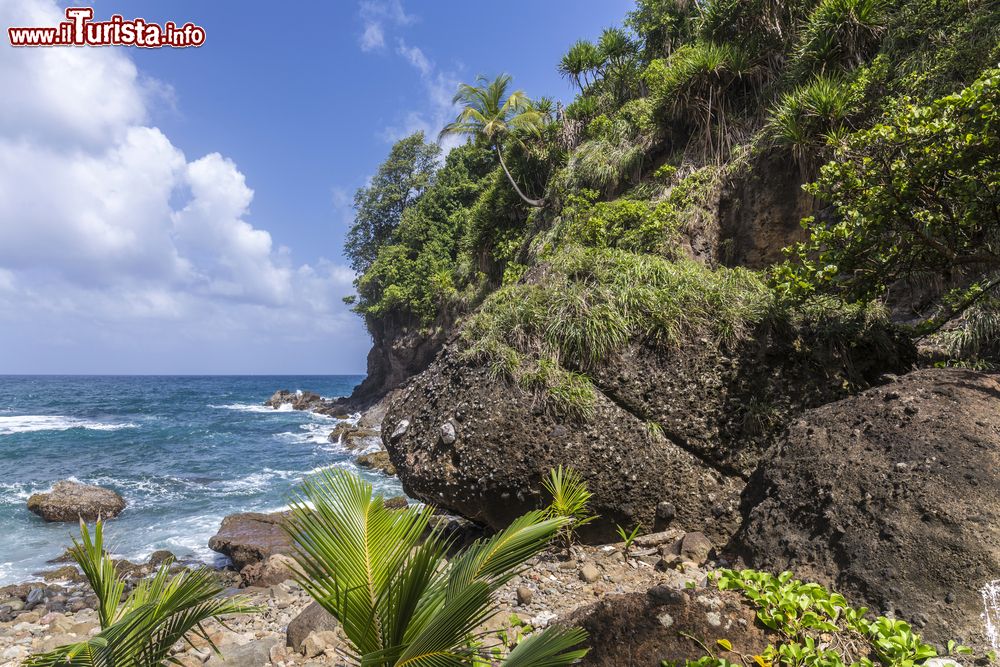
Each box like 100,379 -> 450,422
328,423 -> 380,450
354,450 -> 396,477
736,368 -> 1000,651
207,511 -> 294,579
265,390 -> 325,412
26,481 -> 126,522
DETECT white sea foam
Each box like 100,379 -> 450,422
210,402 -> 295,413
0,415 -> 137,435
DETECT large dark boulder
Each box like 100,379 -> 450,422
27,481 -> 126,522
384,314 -> 912,543
208,511 -> 293,572
736,368 -> 1000,651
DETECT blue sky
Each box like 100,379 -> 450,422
0,0 -> 632,374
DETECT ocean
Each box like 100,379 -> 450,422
0,375 -> 403,585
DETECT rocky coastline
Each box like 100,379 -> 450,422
3,370 -> 997,666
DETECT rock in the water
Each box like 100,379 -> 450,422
736,368 -> 1000,651
266,389 -> 324,411
208,511 -> 293,572
383,316 -> 911,542
355,450 -> 397,476
383,495 -> 409,510
287,601 -> 339,651
146,550 -> 175,568
27,481 -> 126,522
328,422 -> 381,450
570,587 -> 775,666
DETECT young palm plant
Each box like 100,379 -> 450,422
286,469 -> 589,666
542,466 -> 596,551
440,74 -> 546,207
26,520 -> 255,667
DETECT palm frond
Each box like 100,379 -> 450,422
503,626 -> 590,667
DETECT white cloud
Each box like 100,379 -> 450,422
0,0 -> 364,371
354,1 -> 461,150
396,39 -> 431,77
358,0 -> 412,52
359,21 -> 385,51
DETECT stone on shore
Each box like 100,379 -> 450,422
287,601 -> 339,652
208,511 -> 293,573
27,481 -> 126,522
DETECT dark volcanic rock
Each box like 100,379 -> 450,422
736,368 -> 1000,651
384,319 -> 912,542
266,390 -> 324,411
570,587 -> 776,666
208,511 -> 293,572
27,480 -> 126,522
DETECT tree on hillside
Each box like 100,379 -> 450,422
440,74 -> 547,207
776,69 -> 1000,357
344,132 -> 441,274
558,40 -> 603,93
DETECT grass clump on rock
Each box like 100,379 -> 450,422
461,246 -> 772,419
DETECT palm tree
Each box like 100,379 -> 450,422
558,40 -> 602,93
440,74 -> 546,207
26,520 -> 255,667
285,469 -> 589,666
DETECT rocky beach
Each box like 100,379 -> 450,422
4,371 -> 997,666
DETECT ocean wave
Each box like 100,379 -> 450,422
0,415 -> 138,435
209,402 -> 295,413
277,421 -> 339,446
211,468 -> 300,496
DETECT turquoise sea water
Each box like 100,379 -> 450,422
0,375 -> 402,585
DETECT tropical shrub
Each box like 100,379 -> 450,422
286,469 -> 589,666
774,69 -> 1000,330
26,521 -> 254,667
668,569 -> 973,667
645,42 -> 759,161
767,74 -> 856,171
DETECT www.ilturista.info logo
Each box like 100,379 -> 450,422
8,7 -> 206,48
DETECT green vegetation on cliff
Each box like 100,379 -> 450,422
345,0 -> 1000,392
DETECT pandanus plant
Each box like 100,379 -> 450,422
26,520 -> 255,667
285,469 -> 589,666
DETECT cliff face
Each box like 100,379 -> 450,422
342,314 -> 449,409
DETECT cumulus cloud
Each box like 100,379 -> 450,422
358,0 -> 412,52
0,0 -> 364,371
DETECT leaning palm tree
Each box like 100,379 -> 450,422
440,74 -> 546,207
286,469 -> 589,666
26,520 -> 255,667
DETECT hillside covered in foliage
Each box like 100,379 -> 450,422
343,0 -> 1000,408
